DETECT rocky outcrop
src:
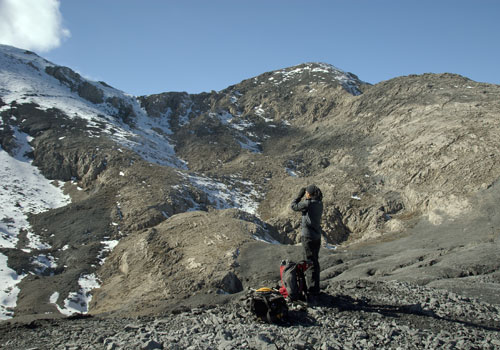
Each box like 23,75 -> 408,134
90,209 -> 270,314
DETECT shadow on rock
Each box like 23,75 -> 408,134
286,309 -> 318,327
309,292 -> 500,332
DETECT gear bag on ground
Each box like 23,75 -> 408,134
246,287 -> 289,324
279,260 -> 311,301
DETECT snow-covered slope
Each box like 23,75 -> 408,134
0,44 -> 190,319
0,44 -> 186,168
0,128 -> 70,319
0,128 -> 70,249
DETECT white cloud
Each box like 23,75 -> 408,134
0,0 -> 70,52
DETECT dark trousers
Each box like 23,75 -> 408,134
302,236 -> 321,294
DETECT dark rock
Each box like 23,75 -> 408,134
141,340 -> 163,350
218,271 -> 244,294
77,81 -> 104,104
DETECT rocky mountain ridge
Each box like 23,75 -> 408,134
0,43 -> 499,343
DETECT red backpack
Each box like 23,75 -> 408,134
279,260 -> 311,301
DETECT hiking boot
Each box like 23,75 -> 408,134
306,293 -> 318,306
308,287 -> 320,296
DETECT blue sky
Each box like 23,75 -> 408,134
1,0 -> 499,96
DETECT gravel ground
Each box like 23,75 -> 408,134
2,280 -> 499,350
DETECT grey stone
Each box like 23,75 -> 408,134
293,340 -> 310,350
141,339 -> 163,350
124,324 -> 141,331
106,343 -> 118,350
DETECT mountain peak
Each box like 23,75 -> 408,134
242,62 -> 368,96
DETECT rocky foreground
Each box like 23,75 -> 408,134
2,45 -> 500,349
2,280 -> 499,350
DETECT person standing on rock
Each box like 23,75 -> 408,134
291,184 -> 323,296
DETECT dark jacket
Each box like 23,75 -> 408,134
291,197 -> 323,240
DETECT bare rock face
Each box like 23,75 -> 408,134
358,74 -> 500,225
250,72 -> 500,243
91,209 -> 270,314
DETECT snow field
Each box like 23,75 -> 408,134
0,129 -> 71,319
0,253 -> 25,320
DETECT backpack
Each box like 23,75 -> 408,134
247,288 -> 289,324
279,260 -> 311,301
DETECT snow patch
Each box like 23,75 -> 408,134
0,128 -> 71,248
32,253 -> 58,274
252,234 -> 281,244
0,253 -> 25,320
237,135 -> 261,153
97,239 -> 119,265
51,273 -> 100,316
184,173 -> 262,215
272,63 -> 363,95
254,105 -> 273,122
285,160 -> 300,177
286,168 -> 299,177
